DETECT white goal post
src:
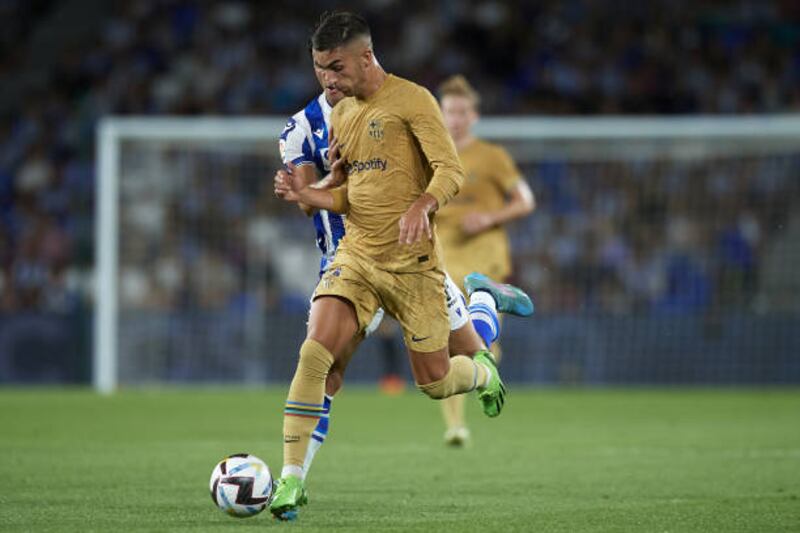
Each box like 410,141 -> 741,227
94,114 -> 800,393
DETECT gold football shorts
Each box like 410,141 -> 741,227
313,250 -> 449,353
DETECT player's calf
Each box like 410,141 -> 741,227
417,355 -> 485,399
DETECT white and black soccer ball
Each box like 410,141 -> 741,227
209,453 -> 273,517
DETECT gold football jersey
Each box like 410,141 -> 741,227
436,139 -> 523,285
330,74 -> 464,272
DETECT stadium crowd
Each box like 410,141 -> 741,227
1,0 -> 799,320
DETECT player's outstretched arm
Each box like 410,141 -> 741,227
275,162 -> 348,214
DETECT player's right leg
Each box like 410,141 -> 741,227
270,295 -> 359,521
272,256 -> 382,521
299,331 -> 360,486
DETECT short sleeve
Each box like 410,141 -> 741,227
492,146 -> 523,192
279,116 -> 315,167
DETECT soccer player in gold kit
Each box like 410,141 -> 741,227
436,75 -> 536,446
268,12 -> 516,520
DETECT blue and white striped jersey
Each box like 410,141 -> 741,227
279,93 -> 346,276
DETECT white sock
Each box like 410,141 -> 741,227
281,464 -> 304,479
469,290 -> 497,312
478,362 -> 492,388
302,438 -> 323,480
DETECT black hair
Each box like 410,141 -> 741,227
310,11 -> 371,52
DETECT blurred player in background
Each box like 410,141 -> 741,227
436,75 -> 536,446
269,11 -> 533,520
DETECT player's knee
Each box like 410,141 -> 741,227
414,367 -> 448,399
415,363 -> 449,385
297,339 -> 335,382
326,366 -> 344,396
416,373 -> 451,399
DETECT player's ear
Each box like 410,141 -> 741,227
361,47 -> 373,68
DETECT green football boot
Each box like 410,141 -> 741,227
473,350 -> 506,417
464,272 -> 534,317
270,475 -> 307,521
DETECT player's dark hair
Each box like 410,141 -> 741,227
310,11 -> 371,52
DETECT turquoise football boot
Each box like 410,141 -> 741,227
464,272 -> 534,317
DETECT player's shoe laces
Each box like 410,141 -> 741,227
444,426 -> 471,447
474,350 -> 506,417
464,272 -> 534,317
269,475 -> 307,521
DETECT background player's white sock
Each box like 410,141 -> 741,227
469,291 -> 500,349
301,394 -> 332,480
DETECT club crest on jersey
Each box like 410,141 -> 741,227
281,118 -> 297,137
368,119 -> 384,140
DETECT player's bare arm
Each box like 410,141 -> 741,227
461,180 -> 535,235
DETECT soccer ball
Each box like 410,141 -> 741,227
209,453 -> 273,517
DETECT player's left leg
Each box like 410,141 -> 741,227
440,275 -> 484,445
440,272 -> 534,443
408,344 -> 505,417
439,350 -> 474,445
381,268 -> 506,416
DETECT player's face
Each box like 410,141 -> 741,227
441,95 -> 478,141
312,42 -> 369,99
314,66 -> 345,106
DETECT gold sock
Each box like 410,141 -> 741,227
441,393 -> 466,430
418,355 -> 489,399
283,339 -> 334,471
490,341 -> 502,364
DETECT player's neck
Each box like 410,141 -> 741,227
358,67 -> 388,100
454,134 -> 476,151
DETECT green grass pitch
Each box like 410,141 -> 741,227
1,387 -> 798,532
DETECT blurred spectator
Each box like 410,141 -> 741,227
509,153 -> 800,314
0,0 -> 798,319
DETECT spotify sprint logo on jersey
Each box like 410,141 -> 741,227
346,158 -> 388,174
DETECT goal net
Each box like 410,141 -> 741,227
95,116 -> 800,392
